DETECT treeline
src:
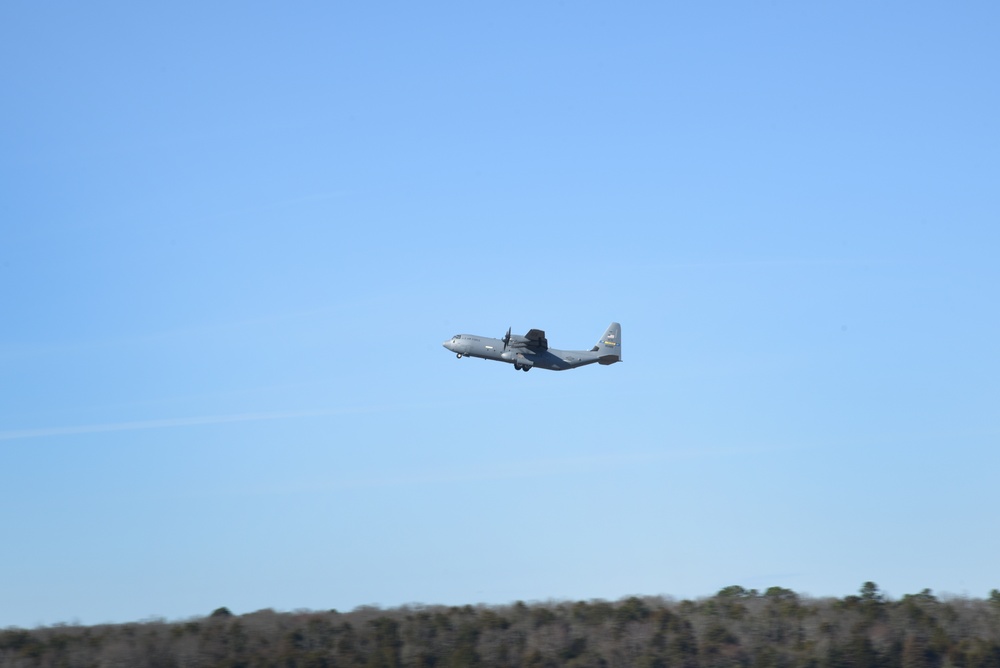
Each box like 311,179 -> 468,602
4,584 -> 1000,668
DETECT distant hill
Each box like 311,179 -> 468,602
3,583 -> 1000,667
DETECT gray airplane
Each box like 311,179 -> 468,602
443,322 -> 621,371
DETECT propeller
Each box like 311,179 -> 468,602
502,326 -> 512,351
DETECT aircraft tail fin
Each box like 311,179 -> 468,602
594,322 -> 621,364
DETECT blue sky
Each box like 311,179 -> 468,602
2,3 -> 999,627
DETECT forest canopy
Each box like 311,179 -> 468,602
3,583 -> 1000,668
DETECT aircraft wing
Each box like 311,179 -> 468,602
523,329 -> 548,350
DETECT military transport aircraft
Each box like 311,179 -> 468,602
443,322 -> 621,371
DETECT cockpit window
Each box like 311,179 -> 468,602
454,335 -> 462,339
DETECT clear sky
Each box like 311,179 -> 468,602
2,3 -> 999,628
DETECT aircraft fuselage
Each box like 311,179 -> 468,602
442,323 -> 621,372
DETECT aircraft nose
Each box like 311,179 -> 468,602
442,339 -> 453,350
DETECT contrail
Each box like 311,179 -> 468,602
0,408 -> 365,442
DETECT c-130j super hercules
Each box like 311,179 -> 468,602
443,322 -> 621,372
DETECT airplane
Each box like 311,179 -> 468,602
443,322 -> 621,371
